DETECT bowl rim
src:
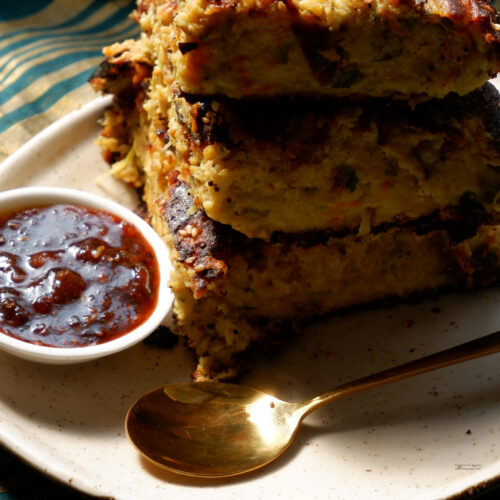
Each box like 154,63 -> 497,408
0,186 -> 173,364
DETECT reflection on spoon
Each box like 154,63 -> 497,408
126,329 -> 500,478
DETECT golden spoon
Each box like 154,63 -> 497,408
126,329 -> 500,478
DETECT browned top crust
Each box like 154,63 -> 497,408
435,0 -> 499,36
135,0 -> 500,98
138,0 -> 500,36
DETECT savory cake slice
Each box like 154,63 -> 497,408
91,44 -> 500,240
89,35 -> 500,381
134,0 -> 500,98
165,83 -> 500,239
144,173 -> 500,380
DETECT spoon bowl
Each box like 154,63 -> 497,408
126,382 -> 303,477
126,328 -> 500,478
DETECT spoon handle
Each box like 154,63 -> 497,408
303,329 -> 500,415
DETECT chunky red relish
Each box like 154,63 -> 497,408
0,204 -> 159,347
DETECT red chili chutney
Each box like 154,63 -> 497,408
0,204 -> 159,347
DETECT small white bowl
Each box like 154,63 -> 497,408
0,186 -> 173,364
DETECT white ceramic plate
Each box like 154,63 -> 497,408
1,96 -> 500,500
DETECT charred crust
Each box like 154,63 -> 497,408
89,39 -> 153,110
438,0 -> 500,41
404,82 -> 500,148
469,245 -> 499,287
162,180 -> 197,235
168,89 -> 500,233
189,101 -> 228,146
89,60 -> 114,85
174,83 -> 500,158
174,89 -> 229,146
178,41 -> 200,54
473,81 -> 500,145
165,183 -> 244,260
411,192 -> 493,242
90,58 -> 151,96
159,176 -> 245,296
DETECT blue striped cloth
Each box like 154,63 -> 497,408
0,0 -> 140,162
0,2 -> 138,498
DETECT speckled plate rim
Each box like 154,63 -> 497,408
0,96 -> 122,497
0,96 -> 500,500
0,95 -> 111,170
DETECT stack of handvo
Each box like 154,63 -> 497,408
91,0 -> 500,380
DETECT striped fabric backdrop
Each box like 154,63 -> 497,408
0,0 -> 140,162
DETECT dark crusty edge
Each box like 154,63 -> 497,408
175,82 -> 500,152
158,172 -> 245,296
